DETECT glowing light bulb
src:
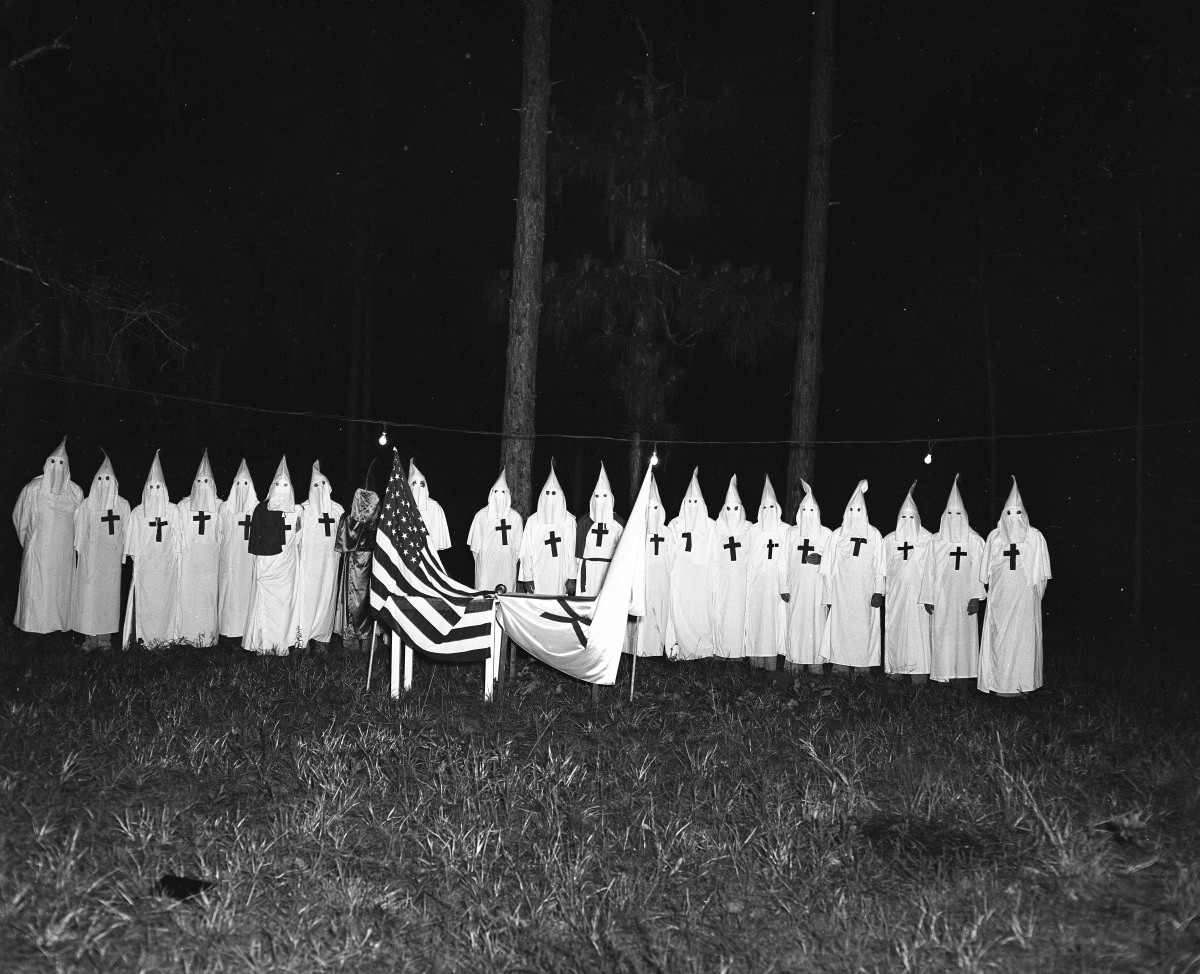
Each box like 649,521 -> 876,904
924,452 -> 932,465
650,450 -> 659,466
378,427 -> 388,446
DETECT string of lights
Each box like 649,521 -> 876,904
2,365 -> 1194,449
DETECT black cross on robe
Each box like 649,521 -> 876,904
319,512 -> 336,537
950,546 -> 966,570
101,509 -> 121,535
544,530 -> 561,557
681,531 -> 692,553
724,536 -> 741,561
192,510 -> 211,536
898,541 -> 913,561
850,536 -> 867,556
239,514 -> 253,541
650,533 -> 665,556
495,519 -> 511,545
797,538 -> 814,562
1003,543 -> 1020,570
150,517 -> 167,543
766,539 -> 778,560
591,522 -> 609,547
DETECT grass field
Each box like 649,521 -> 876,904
2,625 -> 1198,973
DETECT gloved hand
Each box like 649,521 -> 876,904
924,604 -> 934,615
967,598 -> 980,615
806,552 -> 821,565
870,593 -> 884,608
780,593 -> 791,603
565,579 -> 577,597
516,580 -> 534,594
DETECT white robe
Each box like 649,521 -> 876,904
919,531 -> 985,681
635,518 -> 672,657
13,477 -> 82,633
744,521 -> 788,658
782,524 -> 832,665
175,496 -> 221,646
216,500 -> 257,638
467,509 -> 523,592
665,516 -> 717,660
978,527 -> 1050,694
243,507 -> 303,654
819,526 -> 885,667
575,516 -> 624,596
71,496 -> 130,636
712,521 -> 750,658
416,499 -> 452,552
122,503 -> 182,646
881,528 -> 934,675
291,497 -> 345,644
518,517 -> 577,594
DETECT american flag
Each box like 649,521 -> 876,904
369,451 -> 494,659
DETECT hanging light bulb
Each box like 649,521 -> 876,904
924,440 -> 933,465
378,426 -> 388,446
650,448 -> 659,466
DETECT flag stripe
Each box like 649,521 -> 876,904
369,450 -> 493,657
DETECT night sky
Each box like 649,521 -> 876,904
2,0 -> 1197,632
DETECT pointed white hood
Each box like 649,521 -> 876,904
140,450 -> 170,518
717,474 -> 747,534
85,452 -> 119,511
487,468 -> 512,518
998,476 -> 1029,544
589,463 -> 615,523
839,479 -> 870,534
307,460 -> 335,515
796,478 -> 823,538
266,456 -> 296,513
408,458 -> 431,512
895,480 -> 921,543
185,449 -> 220,513
757,475 -> 783,531
227,459 -> 259,512
646,472 -> 666,534
939,474 -> 969,543
40,437 -> 71,496
533,460 -> 569,524
677,468 -> 709,530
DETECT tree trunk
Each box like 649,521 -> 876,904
501,0 -> 552,518
786,0 -> 835,517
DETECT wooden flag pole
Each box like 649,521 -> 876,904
365,620 -> 379,691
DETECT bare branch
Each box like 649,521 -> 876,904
0,254 -> 35,275
7,30 -> 71,71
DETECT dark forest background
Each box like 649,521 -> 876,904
1,0 -> 1197,669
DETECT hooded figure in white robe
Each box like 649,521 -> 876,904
634,472 -> 671,657
882,481 -> 934,678
575,464 -> 625,596
819,480 -> 885,670
467,469 -> 523,592
290,461 -> 345,646
175,449 -> 222,646
217,459 -> 259,639
121,450 -> 181,647
744,475 -> 788,663
919,475 -> 986,682
665,468 -> 717,660
518,461 -> 577,594
71,452 -> 130,648
13,437 -> 83,634
712,475 -> 751,659
243,456 -> 303,655
408,459 -> 451,552
783,479 -> 832,669
978,478 -> 1051,695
